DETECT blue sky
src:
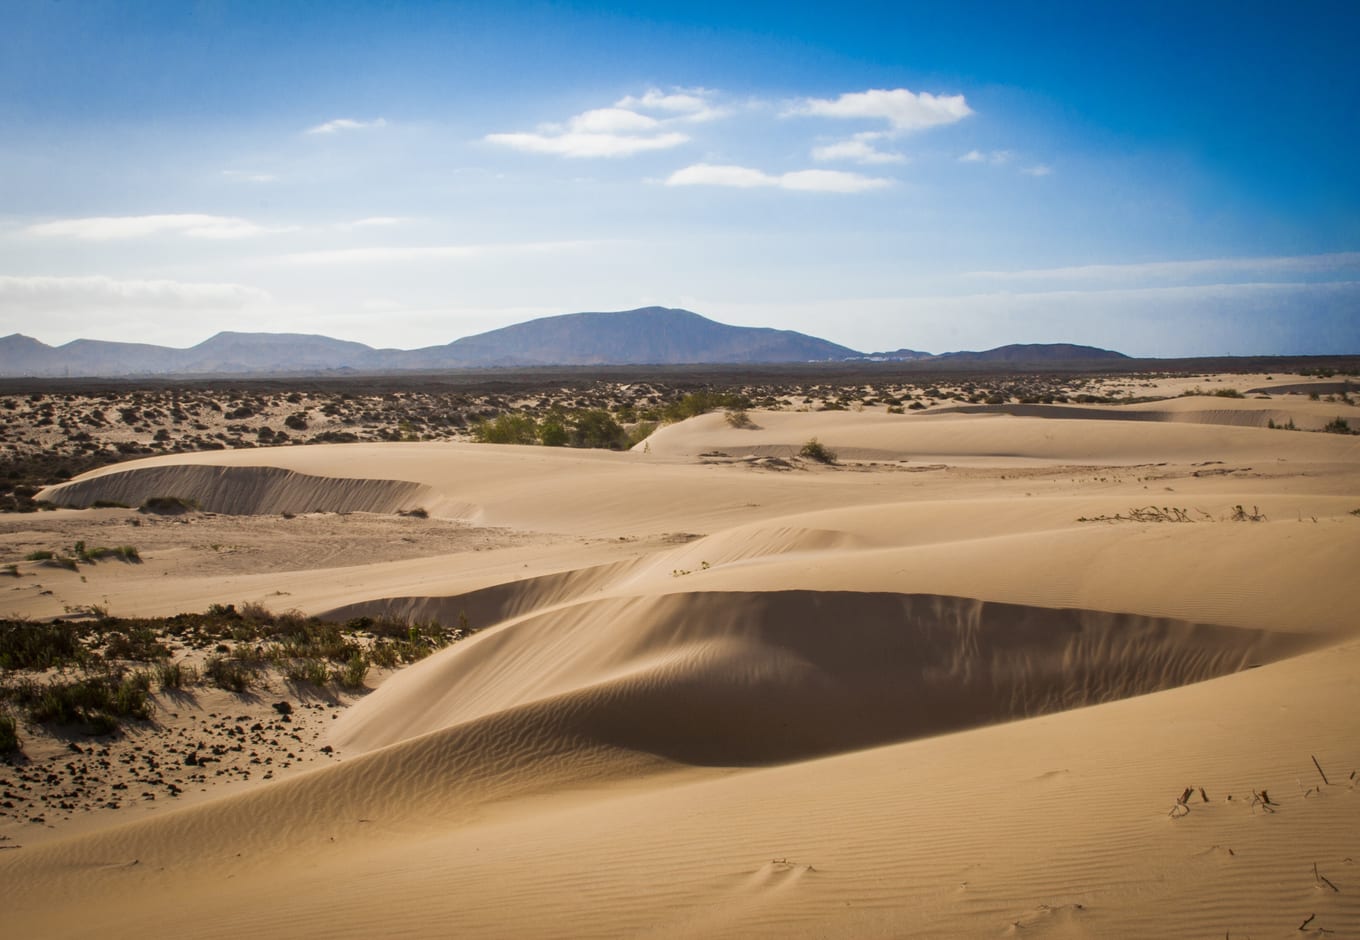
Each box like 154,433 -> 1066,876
1,0 -> 1357,356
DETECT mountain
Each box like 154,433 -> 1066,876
0,309 -> 1131,377
932,343 -> 1129,363
404,307 -> 860,368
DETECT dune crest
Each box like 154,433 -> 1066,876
38,464 -> 430,516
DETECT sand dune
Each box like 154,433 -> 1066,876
4,389 -> 1359,938
39,463 -> 430,515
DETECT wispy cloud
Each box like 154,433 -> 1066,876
959,149 -> 1012,165
0,275 -> 271,311
221,170 -> 278,183
790,88 -> 972,132
306,117 -> 387,135
25,214 -> 294,240
1021,164 -> 1053,177
337,216 -> 412,230
665,163 -> 891,193
811,132 -> 905,165
279,240 -> 598,265
968,252 -> 1360,284
485,87 -> 729,158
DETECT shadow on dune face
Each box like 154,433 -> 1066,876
38,464 -> 430,515
335,590 -> 1315,767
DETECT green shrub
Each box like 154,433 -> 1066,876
334,653 -> 370,690
9,670 -> 152,731
626,421 -> 658,448
538,417 -> 569,447
24,550 -> 54,561
284,657 -> 330,686
1323,416 -> 1352,434
472,413 -> 539,444
103,624 -> 170,661
0,620 -> 87,669
0,711 -> 18,754
203,655 -> 253,692
570,410 -> 628,449
81,544 -> 141,563
1213,388 -> 1245,398
799,438 -> 838,464
155,661 -> 196,689
725,409 -> 755,429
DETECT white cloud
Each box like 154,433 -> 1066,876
25,214 -> 293,240
811,132 -> 905,165
665,163 -> 891,193
615,87 -> 728,123
485,87 -> 738,158
792,88 -> 972,132
1022,164 -> 1053,177
279,240 -> 598,265
959,149 -> 1012,165
486,104 -> 689,157
0,275 -> 271,312
306,117 -> 387,135
221,170 -> 278,183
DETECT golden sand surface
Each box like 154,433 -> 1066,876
2,375 -> 1357,938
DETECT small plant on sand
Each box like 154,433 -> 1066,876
1323,416 -> 1353,434
1212,387 -> 1244,398
725,408 -> 756,429
1230,504 -> 1266,522
799,438 -> 838,464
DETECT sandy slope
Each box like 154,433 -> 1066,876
5,394 -> 1360,938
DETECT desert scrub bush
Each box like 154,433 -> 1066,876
0,619 -> 88,669
102,623 -> 170,661
203,654 -> 254,692
725,408 -> 756,429
334,653 -> 370,690
799,438 -> 838,464
537,415 -> 569,447
8,669 -> 153,732
661,390 -> 750,423
139,495 -> 201,514
570,409 -> 628,449
24,550 -> 54,562
78,544 -> 141,563
1213,387 -> 1245,398
1323,416 -> 1353,434
0,710 -> 19,754
625,421 -> 658,448
472,413 -> 539,444
154,660 -> 197,689
283,656 -> 331,686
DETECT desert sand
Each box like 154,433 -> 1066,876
1,377 -> 1358,938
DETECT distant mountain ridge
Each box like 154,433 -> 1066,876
0,307 -> 1128,376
